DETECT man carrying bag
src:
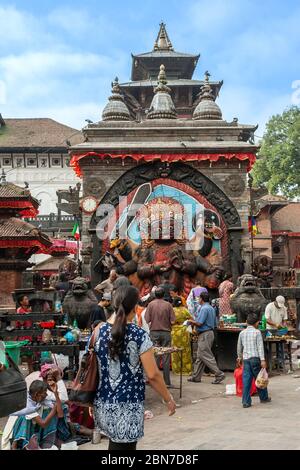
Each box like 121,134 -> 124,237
237,313 -> 271,408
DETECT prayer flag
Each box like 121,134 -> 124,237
248,216 -> 257,236
72,220 -> 80,240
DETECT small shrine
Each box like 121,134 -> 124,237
69,23 -> 258,296
0,171 -> 51,306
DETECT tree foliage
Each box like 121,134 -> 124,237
252,106 -> 300,199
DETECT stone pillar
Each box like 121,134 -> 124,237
81,212 -> 92,278
228,228 -> 244,283
0,269 -> 23,307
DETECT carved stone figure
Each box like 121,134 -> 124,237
58,258 -> 77,280
62,277 -> 98,329
253,255 -> 273,288
224,175 -> 246,197
230,274 -> 267,322
85,177 -> 106,197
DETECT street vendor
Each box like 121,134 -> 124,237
16,295 -> 33,373
265,296 -> 288,330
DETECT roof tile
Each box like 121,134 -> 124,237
0,118 -> 83,147
0,217 -> 51,244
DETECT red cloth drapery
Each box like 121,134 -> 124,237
0,200 -> 38,218
0,239 -> 50,249
70,151 -> 256,177
39,239 -> 80,255
272,231 -> 300,238
36,270 -> 57,276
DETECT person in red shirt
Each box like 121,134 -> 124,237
16,295 -> 32,332
16,295 -> 33,373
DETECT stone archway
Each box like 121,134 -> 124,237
89,161 -> 243,285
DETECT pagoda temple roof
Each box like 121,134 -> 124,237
134,50 -> 198,59
121,78 -> 222,91
131,23 -> 200,81
271,203 -> 300,232
32,255 -> 69,273
40,238 -> 79,256
0,181 -> 38,200
0,118 -> 82,148
254,193 -> 289,216
0,218 -> 51,248
0,181 -> 40,217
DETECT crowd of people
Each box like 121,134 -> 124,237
1,267 -> 292,450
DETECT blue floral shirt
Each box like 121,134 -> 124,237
93,322 -> 153,443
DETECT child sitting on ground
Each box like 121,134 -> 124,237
2,379 -> 67,450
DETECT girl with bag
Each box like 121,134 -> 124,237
91,285 -> 176,450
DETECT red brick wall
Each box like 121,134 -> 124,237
254,207 -> 272,257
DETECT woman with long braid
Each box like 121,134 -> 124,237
92,285 -> 176,450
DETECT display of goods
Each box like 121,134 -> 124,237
222,315 -> 237,324
41,329 -> 52,344
40,321 -> 55,329
153,346 -> 181,355
64,331 -> 75,343
276,328 -> 288,336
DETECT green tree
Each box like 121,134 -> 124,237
252,106 -> 300,199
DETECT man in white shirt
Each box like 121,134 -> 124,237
265,296 -> 288,330
237,313 -> 270,408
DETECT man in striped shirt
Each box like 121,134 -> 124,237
237,313 -> 271,408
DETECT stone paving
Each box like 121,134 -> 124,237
1,370 -> 300,450
81,370 -> 300,451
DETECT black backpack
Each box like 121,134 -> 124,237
0,354 -> 27,418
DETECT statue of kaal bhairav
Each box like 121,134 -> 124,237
96,195 -> 226,297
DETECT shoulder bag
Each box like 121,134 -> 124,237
69,323 -> 103,406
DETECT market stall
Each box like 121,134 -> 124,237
215,322 -> 297,372
0,311 -> 80,376
216,325 -> 244,371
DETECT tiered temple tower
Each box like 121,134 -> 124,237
0,171 -> 51,305
69,23 -> 258,293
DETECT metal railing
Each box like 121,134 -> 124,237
26,214 -> 75,230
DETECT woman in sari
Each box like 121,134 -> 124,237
171,297 -> 193,375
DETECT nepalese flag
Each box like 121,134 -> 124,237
248,216 -> 258,236
72,220 -> 80,240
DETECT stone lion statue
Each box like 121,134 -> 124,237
62,277 -> 98,329
230,274 -> 267,322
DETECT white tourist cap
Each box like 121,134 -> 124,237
102,292 -> 112,301
276,296 -> 285,307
